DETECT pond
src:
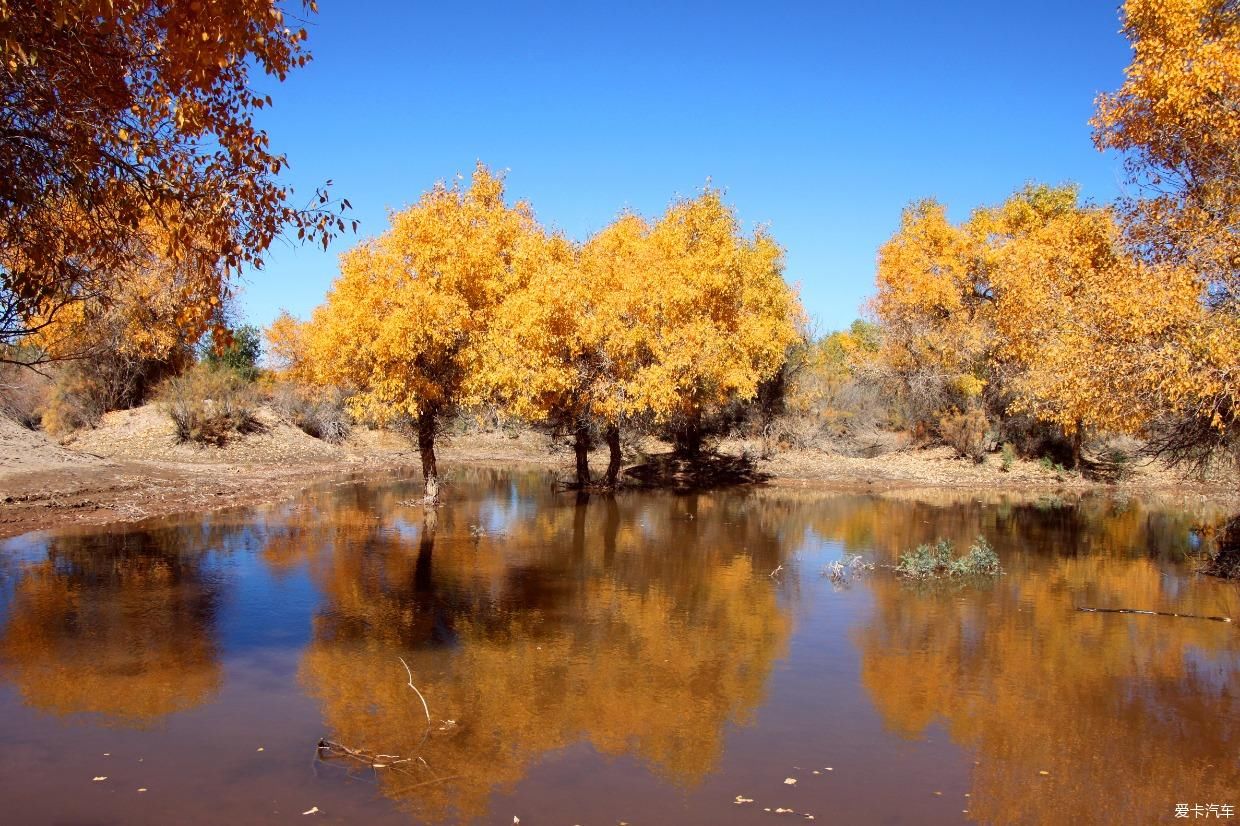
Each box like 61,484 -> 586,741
0,468 -> 1236,825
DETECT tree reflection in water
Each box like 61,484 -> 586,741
0,524 -> 227,725
0,472 -> 1232,825
846,495 -> 1240,826
290,469 -> 793,821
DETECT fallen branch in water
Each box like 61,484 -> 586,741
400,656 -> 433,750
316,739 -> 417,770
314,658 -> 439,775
1076,607 -> 1232,623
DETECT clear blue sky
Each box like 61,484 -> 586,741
241,0 -> 1133,335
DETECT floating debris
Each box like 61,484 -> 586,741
92,776 -> 107,782
784,777 -> 797,785
302,806 -> 320,815
735,796 -> 755,805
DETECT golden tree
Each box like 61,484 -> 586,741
872,184 -> 1214,466
305,164 -> 544,498
1093,0 -> 1239,299
473,213 -> 648,486
871,197 -> 995,428
0,0 -> 350,360
1092,0 -> 1240,469
620,191 -> 802,456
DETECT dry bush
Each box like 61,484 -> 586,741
0,364 -> 51,429
939,407 -> 989,462
39,350 -> 187,437
269,381 -> 352,444
157,365 -> 260,445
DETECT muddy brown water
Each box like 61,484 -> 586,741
0,468 -> 1236,825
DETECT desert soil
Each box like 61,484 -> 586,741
0,404 -> 1235,539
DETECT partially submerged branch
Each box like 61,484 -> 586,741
1075,607 -> 1232,623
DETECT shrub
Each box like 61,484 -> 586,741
894,539 -> 955,578
158,365 -> 261,445
896,536 -> 1003,579
39,351 -> 184,437
939,407 -> 989,462
1039,456 -> 1068,477
0,363 -> 50,429
1000,442 -> 1016,472
269,381 -> 352,444
199,324 -> 262,382
948,536 -> 1002,576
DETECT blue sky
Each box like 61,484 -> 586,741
241,0 -> 1134,335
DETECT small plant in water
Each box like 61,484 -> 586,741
824,555 -> 874,585
896,536 -> 1003,579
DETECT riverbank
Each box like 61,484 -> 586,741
1,404 -> 1235,539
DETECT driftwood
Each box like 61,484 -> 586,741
314,658 -> 438,775
1076,607 -> 1233,623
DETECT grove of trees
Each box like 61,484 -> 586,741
861,0 -> 1237,480
279,165 -> 803,496
0,0 -> 1235,567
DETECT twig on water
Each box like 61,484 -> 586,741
1076,607 -> 1232,623
400,657 -> 432,728
314,658 -> 439,776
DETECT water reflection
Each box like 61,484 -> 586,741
844,494 -> 1240,826
290,470 -> 792,820
0,472 -> 1234,825
0,525 -> 225,724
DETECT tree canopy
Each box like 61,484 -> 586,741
0,0 -> 350,361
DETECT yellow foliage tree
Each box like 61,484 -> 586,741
305,164 -> 545,498
263,309 -> 310,379
1092,0 -> 1240,469
474,192 -> 801,480
25,218 -> 224,432
873,184 -> 1213,466
871,198 -> 994,428
618,191 -> 802,456
471,221 -> 630,486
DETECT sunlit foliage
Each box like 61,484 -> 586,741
620,192 -> 802,455
1092,0 -> 1240,467
304,164 -> 544,496
0,0 -> 349,358
872,184 -> 1219,465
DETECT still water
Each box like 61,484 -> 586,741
0,468 -> 1236,825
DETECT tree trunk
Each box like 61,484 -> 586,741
1072,420 -> 1083,470
573,421 -> 592,487
674,409 -> 703,458
605,424 -> 622,485
417,410 -> 439,501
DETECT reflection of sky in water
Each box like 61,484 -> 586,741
0,473 -> 1235,826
